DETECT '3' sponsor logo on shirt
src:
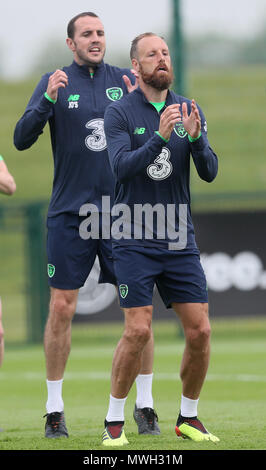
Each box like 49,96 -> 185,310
85,119 -> 107,152
147,147 -> 173,180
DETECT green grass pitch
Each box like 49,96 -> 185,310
0,318 -> 265,451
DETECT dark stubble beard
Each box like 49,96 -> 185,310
139,62 -> 174,91
74,42 -> 106,67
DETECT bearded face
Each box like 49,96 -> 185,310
73,41 -> 106,67
68,16 -> 106,68
139,60 -> 174,91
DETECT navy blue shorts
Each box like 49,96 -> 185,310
112,244 -> 208,308
46,214 -> 116,290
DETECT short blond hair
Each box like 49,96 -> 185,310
130,32 -> 165,60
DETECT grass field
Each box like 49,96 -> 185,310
0,318 -> 266,451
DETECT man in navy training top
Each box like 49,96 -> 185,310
14,13 -> 160,438
102,32 -> 219,446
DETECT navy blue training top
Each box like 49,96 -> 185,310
14,60 -> 134,217
104,87 -> 218,251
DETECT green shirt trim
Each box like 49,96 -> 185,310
150,101 -> 166,113
155,131 -> 169,143
0,155 -> 3,162
188,131 -> 202,142
44,92 -> 57,104
151,102 -> 168,142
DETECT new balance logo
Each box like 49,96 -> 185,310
68,94 -> 80,101
134,127 -> 146,135
68,94 -> 80,109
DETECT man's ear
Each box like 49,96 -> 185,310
66,37 -> 75,53
131,58 -> 140,73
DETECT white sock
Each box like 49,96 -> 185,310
106,394 -> 127,422
46,379 -> 64,413
180,394 -> 199,417
135,373 -> 154,409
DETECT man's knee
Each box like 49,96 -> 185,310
49,289 -> 78,323
185,312 -> 211,350
126,323 -> 151,345
124,306 -> 152,348
179,303 -> 211,349
187,322 -> 211,347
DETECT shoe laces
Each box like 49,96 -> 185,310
140,407 -> 158,426
44,412 -> 63,430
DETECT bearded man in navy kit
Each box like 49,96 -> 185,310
102,32 -> 219,446
14,14 -> 159,438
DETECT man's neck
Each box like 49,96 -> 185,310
73,57 -> 102,71
140,82 -> 168,103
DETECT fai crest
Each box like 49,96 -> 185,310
47,264 -> 55,278
119,284 -> 128,299
106,87 -> 123,101
174,122 -> 187,139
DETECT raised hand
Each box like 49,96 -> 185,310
46,70 -> 69,102
182,99 -> 201,139
158,104 -> 181,141
122,69 -> 139,93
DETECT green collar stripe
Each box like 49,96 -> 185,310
150,101 -> 166,113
